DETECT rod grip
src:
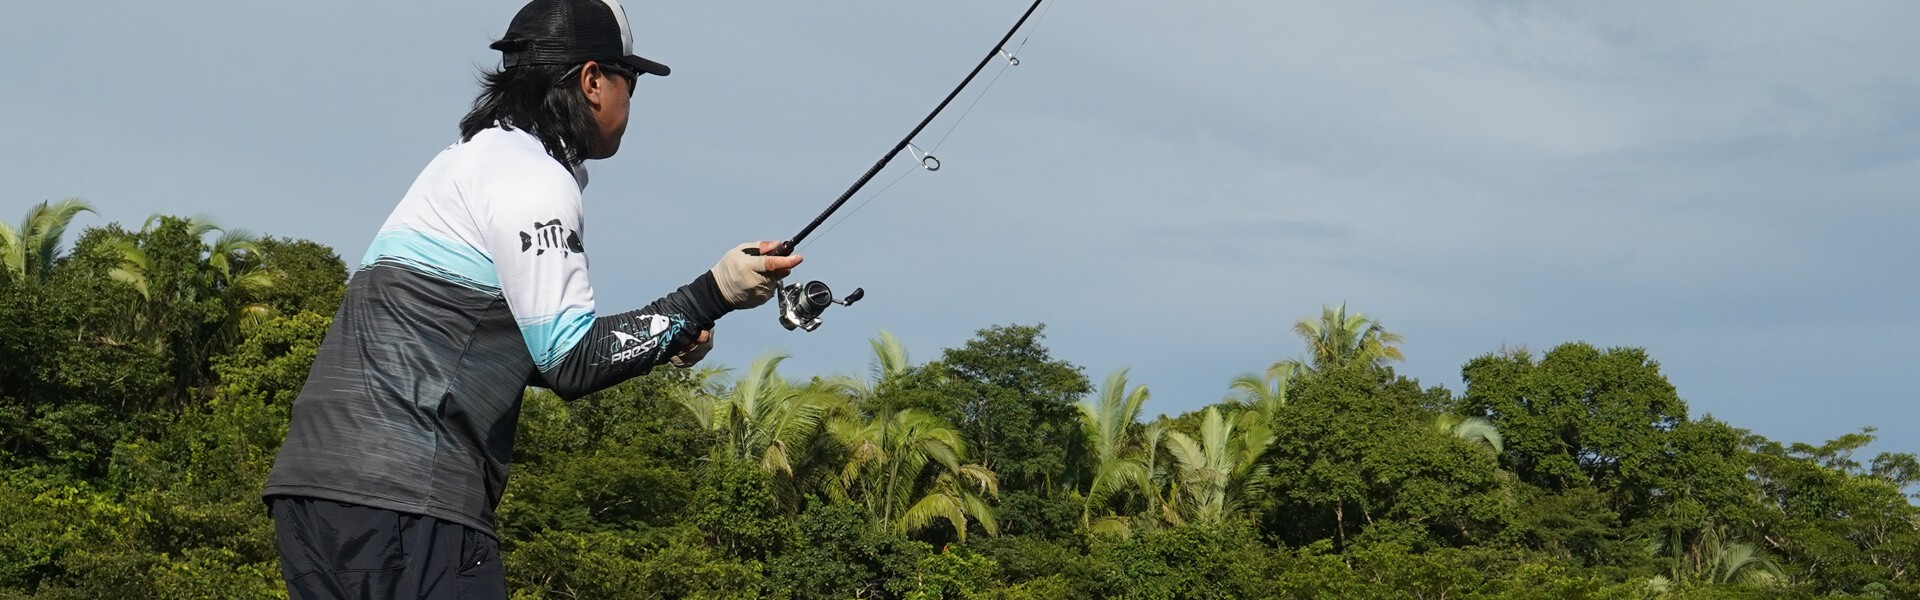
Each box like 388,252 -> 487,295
740,241 -> 797,257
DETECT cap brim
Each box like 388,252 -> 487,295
620,55 -> 670,77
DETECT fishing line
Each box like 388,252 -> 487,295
799,55 -> 1018,253
793,0 -> 1062,254
766,0 -> 1052,256
794,165 -> 914,253
927,0 -> 1059,154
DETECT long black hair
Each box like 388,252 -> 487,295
458,62 -> 601,165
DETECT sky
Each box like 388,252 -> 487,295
5,1 -> 1916,454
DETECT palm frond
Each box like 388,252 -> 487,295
0,219 -> 24,281
1089,516 -> 1131,539
677,392 -> 720,431
762,439 -> 794,477
1448,415 -> 1504,453
868,330 -> 910,384
227,268 -> 279,296
236,303 -> 277,334
899,493 -> 969,541
955,463 -> 999,497
23,198 -> 94,279
962,490 -> 998,537
101,237 -> 152,299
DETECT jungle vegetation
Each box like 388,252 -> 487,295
1,203 -> 1915,599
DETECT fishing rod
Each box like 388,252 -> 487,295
754,0 -> 1051,332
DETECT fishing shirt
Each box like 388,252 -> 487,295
264,126 -> 729,537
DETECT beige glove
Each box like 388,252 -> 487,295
709,242 -> 803,309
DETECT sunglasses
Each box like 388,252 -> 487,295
555,61 -> 638,97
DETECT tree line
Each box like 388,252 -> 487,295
1,201 -> 1915,599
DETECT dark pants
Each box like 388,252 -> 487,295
269,496 -> 506,600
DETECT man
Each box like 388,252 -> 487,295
262,1 -> 800,597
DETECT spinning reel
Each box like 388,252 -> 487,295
776,280 -> 864,332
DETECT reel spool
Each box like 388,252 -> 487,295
777,280 -> 864,332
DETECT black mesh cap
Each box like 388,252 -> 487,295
488,0 -> 670,77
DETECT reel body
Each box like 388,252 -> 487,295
777,280 -> 864,332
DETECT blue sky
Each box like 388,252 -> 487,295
5,1 -> 1915,453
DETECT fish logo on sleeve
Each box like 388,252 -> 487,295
519,219 -> 585,257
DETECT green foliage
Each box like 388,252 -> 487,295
0,230 -> 168,478
691,458 -> 792,562
1460,343 -> 1689,508
1162,405 -> 1272,525
253,237 -> 345,317
1091,523 -> 1281,599
766,501 -> 891,599
907,324 -> 1090,510
1077,369 -> 1157,531
902,548 -> 998,600
505,526 -> 762,600
831,407 -> 1000,542
3,214 -> 1915,598
1292,303 -> 1404,370
1746,429 -> 1920,595
967,535 -> 1105,597
501,377 -> 706,539
1262,365 -> 1508,550
0,198 -> 94,284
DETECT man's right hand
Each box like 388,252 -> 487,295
709,241 -> 804,309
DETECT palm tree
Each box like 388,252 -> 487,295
823,330 -> 911,412
1078,369 -> 1154,534
1292,303 -> 1404,370
1434,413 -> 1504,453
0,198 -> 94,283
1671,524 -> 1785,587
814,331 -> 1002,541
1138,421 -> 1181,528
831,408 -> 999,541
94,215 -> 279,401
679,353 -> 842,481
1163,406 -> 1273,524
1227,360 -> 1300,424
104,215 -> 277,345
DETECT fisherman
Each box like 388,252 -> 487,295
260,1 -> 801,597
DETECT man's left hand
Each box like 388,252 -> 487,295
670,329 -> 714,368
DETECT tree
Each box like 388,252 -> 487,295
0,198 -> 94,284
254,237 -> 347,316
1078,369 -> 1155,534
1226,360 -> 1298,424
828,330 -> 912,408
830,408 -> 1000,541
104,216 -> 277,345
810,331 -> 1004,541
1458,342 -> 1688,516
1262,367 -> 1507,550
85,216 -> 281,404
1747,429 -> 1920,593
1163,406 -> 1272,526
1292,303 -> 1404,370
1,223 -> 167,477
888,324 -> 1090,537
1668,523 -> 1785,587
935,325 -> 1089,494
678,352 -> 842,509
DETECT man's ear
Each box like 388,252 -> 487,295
579,61 -> 607,106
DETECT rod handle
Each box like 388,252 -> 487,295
740,241 -> 798,258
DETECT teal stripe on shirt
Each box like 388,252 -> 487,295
518,308 -> 596,371
361,228 -> 500,293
